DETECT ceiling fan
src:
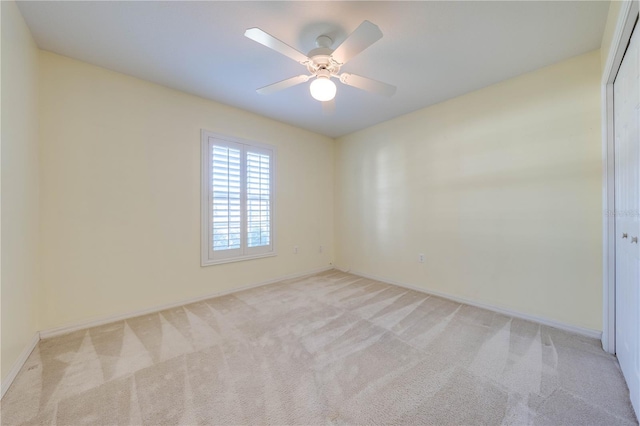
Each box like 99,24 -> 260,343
244,21 -> 396,104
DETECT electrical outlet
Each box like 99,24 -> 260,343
319,245 -> 323,253
294,246 -> 299,254
418,253 -> 425,263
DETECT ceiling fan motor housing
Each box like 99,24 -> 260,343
306,53 -> 341,77
305,35 -> 342,77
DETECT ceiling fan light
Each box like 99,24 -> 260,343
310,77 -> 336,102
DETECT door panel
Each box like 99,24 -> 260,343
614,20 -> 640,418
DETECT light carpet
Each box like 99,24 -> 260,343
1,270 -> 638,425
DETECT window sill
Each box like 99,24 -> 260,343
201,251 -> 277,267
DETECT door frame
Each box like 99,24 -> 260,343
602,0 -> 639,354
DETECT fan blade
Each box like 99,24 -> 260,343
322,99 -> 336,115
245,28 -> 310,64
339,73 -> 396,97
331,21 -> 383,65
256,75 -> 310,95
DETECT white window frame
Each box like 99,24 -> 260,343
201,130 -> 276,266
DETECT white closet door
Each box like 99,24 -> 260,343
614,20 -> 640,418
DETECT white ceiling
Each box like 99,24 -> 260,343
17,1 -> 609,138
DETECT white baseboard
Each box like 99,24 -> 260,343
350,269 -> 602,340
1,332 -> 40,399
39,265 -> 333,340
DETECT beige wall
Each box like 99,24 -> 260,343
1,0 -> 41,382
38,52 -> 334,330
335,51 -> 603,331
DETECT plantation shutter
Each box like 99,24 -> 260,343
209,140 -> 243,260
204,134 -> 274,263
246,147 -> 272,254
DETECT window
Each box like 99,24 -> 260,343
201,131 -> 275,265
